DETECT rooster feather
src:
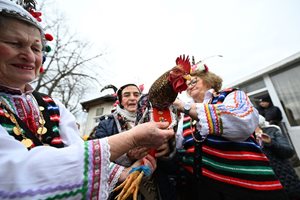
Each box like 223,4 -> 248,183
136,55 -> 191,125
131,55 -> 191,196
148,54 -> 191,110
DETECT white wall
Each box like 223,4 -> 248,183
82,102 -> 114,136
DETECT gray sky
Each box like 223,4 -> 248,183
52,0 -> 300,99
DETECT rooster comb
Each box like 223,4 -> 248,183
175,54 -> 191,72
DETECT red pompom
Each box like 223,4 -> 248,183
39,66 -> 44,73
34,12 -> 42,17
139,84 -> 144,92
29,10 -> 42,22
113,100 -> 120,107
45,33 -> 54,41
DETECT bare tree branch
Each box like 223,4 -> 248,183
32,6 -> 106,116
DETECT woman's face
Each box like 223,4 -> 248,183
0,18 -> 43,91
121,86 -> 141,113
186,76 -> 210,102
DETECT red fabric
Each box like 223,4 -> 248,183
152,107 -> 172,124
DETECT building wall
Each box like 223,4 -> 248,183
239,64 -> 300,157
227,52 -> 300,175
82,102 -> 115,136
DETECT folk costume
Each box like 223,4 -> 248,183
0,84 -> 124,200
0,1 -> 124,199
175,88 -> 288,200
95,85 -> 160,200
95,104 -> 137,166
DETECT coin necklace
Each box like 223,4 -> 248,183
0,98 -> 34,148
0,96 -> 47,148
26,95 -> 47,138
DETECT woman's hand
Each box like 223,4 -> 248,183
261,133 -> 271,144
127,147 -> 149,161
173,98 -> 184,112
155,142 -> 170,158
131,121 -> 174,149
108,121 -> 174,161
119,154 -> 157,182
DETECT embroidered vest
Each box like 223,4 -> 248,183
0,91 -> 64,149
177,88 -> 287,199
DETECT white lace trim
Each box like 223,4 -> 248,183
99,138 -> 111,200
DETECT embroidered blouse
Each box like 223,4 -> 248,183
0,84 -> 124,200
176,88 -> 259,148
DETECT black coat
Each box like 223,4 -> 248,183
257,105 -> 283,125
95,114 -> 119,138
262,126 -> 300,199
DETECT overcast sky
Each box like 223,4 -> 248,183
50,0 -> 300,100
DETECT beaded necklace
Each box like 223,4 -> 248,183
0,95 -> 47,148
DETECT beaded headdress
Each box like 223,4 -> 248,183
190,55 -> 223,73
0,0 -> 53,72
191,56 -> 209,73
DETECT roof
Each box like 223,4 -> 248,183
226,51 -> 300,88
80,94 -> 117,112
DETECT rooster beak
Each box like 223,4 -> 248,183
183,74 -> 191,80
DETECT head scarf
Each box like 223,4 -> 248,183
0,0 -> 46,48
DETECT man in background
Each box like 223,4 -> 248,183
257,96 -> 283,126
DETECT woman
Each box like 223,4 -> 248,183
0,1 -> 174,199
173,63 -> 288,200
95,83 -> 170,199
95,84 -> 150,165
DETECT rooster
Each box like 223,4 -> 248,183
113,55 -> 191,200
136,55 -> 191,126
149,54 -> 191,109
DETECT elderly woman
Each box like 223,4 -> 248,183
173,63 -> 288,200
0,1 -> 174,199
94,83 -> 172,200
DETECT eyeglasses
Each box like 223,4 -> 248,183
187,78 -> 198,87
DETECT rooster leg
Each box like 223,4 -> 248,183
122,171 -> 144,200
114,171 -> 140,200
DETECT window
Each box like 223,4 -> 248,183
96,107 -> 104,117
239,78 -> 265,93
94,107 -> 104,123
270,64 -> 300,126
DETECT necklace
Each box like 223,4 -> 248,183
28,95 -> 47,136
0,95 -> 47,148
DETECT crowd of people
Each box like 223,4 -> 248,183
0,1 -> 173,199
1,0 -> 299,200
